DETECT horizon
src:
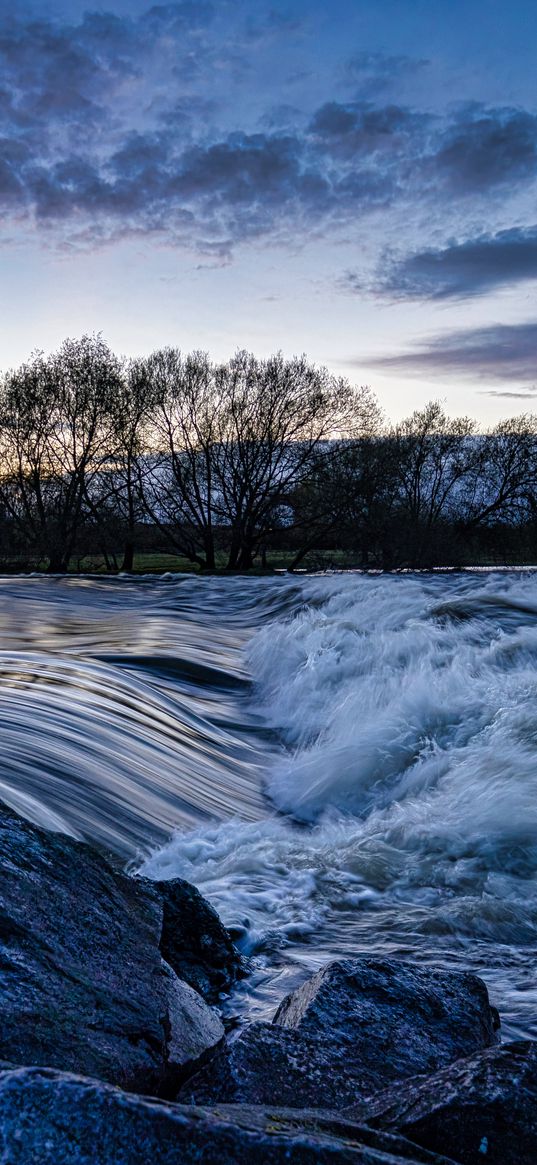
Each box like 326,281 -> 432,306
1,0 -> 536,422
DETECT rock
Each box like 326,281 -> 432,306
180,1021 -> 388,1109
0,805 -> 223,1093
273,959 -> 499,1083
147,876 -> 245,1003
0,1065 -> 461,1164
181,959 -> 499,1111
348,1040 -> 537,1165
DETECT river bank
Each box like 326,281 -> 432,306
1,800 -> 533,1164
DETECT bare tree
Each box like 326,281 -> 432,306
389,401 -> 477,566
461,415 -> 537,532
136,349 -> 378,570
138,349 -> 222,569
0,336 -> 121,571
0,352 -> 57,564
97,358 -> 159,571
214,352 -> 379,569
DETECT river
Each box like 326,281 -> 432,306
1,570 -> 537,1041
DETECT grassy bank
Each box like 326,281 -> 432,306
1,548 -> 537,575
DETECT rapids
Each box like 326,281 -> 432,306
1,570 -> 537,1041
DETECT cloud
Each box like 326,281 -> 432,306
370,321 -> 537,386
344,51 -> 429,95
362,225 -> 537,301
309,100 -> 429,161
479,390 -> 537,399
0,5 -> 216,140
2,7 -> 537,265
429,104 -> 537,192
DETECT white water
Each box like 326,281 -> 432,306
142,572 -> 537,1038
1,571 -> 537,1039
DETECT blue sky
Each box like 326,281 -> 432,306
1,0 -> 537,420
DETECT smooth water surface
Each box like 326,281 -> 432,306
2,570 -> 537,1041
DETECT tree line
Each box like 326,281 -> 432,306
0,333 -> 536,573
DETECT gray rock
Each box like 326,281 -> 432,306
182,959 -> 500,1111
273,959 -> 499,1083
0,1065 -> 460,1164
147,876 -> 245,1003
349,1040 -> 537,1165
180,1021 -> 390,1109
0,805 -> 223,1093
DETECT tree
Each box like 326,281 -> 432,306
389,401 -> 477,567
213,352 -> 379,569
137,349 -> 222,569
0,351 -> 57,565
138,349 -> 379,570
0,336 -> 121,571
461,415 -> 537,531
283,433 -> 391,568
100,358 -> 159,572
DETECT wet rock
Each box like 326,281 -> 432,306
0,1065 -> 460,1164
148,876 -> 245,1003
273,959 -> 499,1083
0,805 -> 223,1093
349,1040 -> 537,1165
181,959 -> 499,1110
180,1021 -> 386,1109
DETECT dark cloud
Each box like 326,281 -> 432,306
370,322 -> 537,386
309,100 -> 429,161
479,390 -> 537,399
429,104 -> 537,192
2,6 -> 537,264
9,127 -> 335,249
363,225 -> 537,300
0,13 -> 136,133
0,11 -> 410,253
0,5 -> 215,139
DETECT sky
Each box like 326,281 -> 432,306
1,0 -> 537,423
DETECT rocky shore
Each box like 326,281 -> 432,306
0,803 -> 534,1163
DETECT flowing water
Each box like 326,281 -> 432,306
2,570 -> 537,1041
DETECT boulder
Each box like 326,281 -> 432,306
147,875 -> 245,1003
180,1021 -> 391,1109
0,805 -> 223,1093
182,959 -> 499,1110
349,1040 -> 537,1165
0,1065 -> 460,1164
273,959 -> 499,1083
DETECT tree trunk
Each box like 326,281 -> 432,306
226,533 -> 241,570
203,537 -> 216,571
288,544 -> 311,571
121,539 -> 134,572
47,552 -> 68,573
237,545 -> 254,570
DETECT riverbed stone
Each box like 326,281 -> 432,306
0,805 -> 223,1093
146,875 -> 245,1003
0,1065 -> 461,1164
349,1040 -> 537,1165
273,958 -> 500,1081
181,959 -> 500,1110
180,1021 -> 386,1109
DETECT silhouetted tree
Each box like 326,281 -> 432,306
214,352 -> 379,569
388,401 -> 477,567
0,336 -> 121,571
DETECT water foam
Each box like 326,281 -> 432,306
143,572 -> 537,1035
